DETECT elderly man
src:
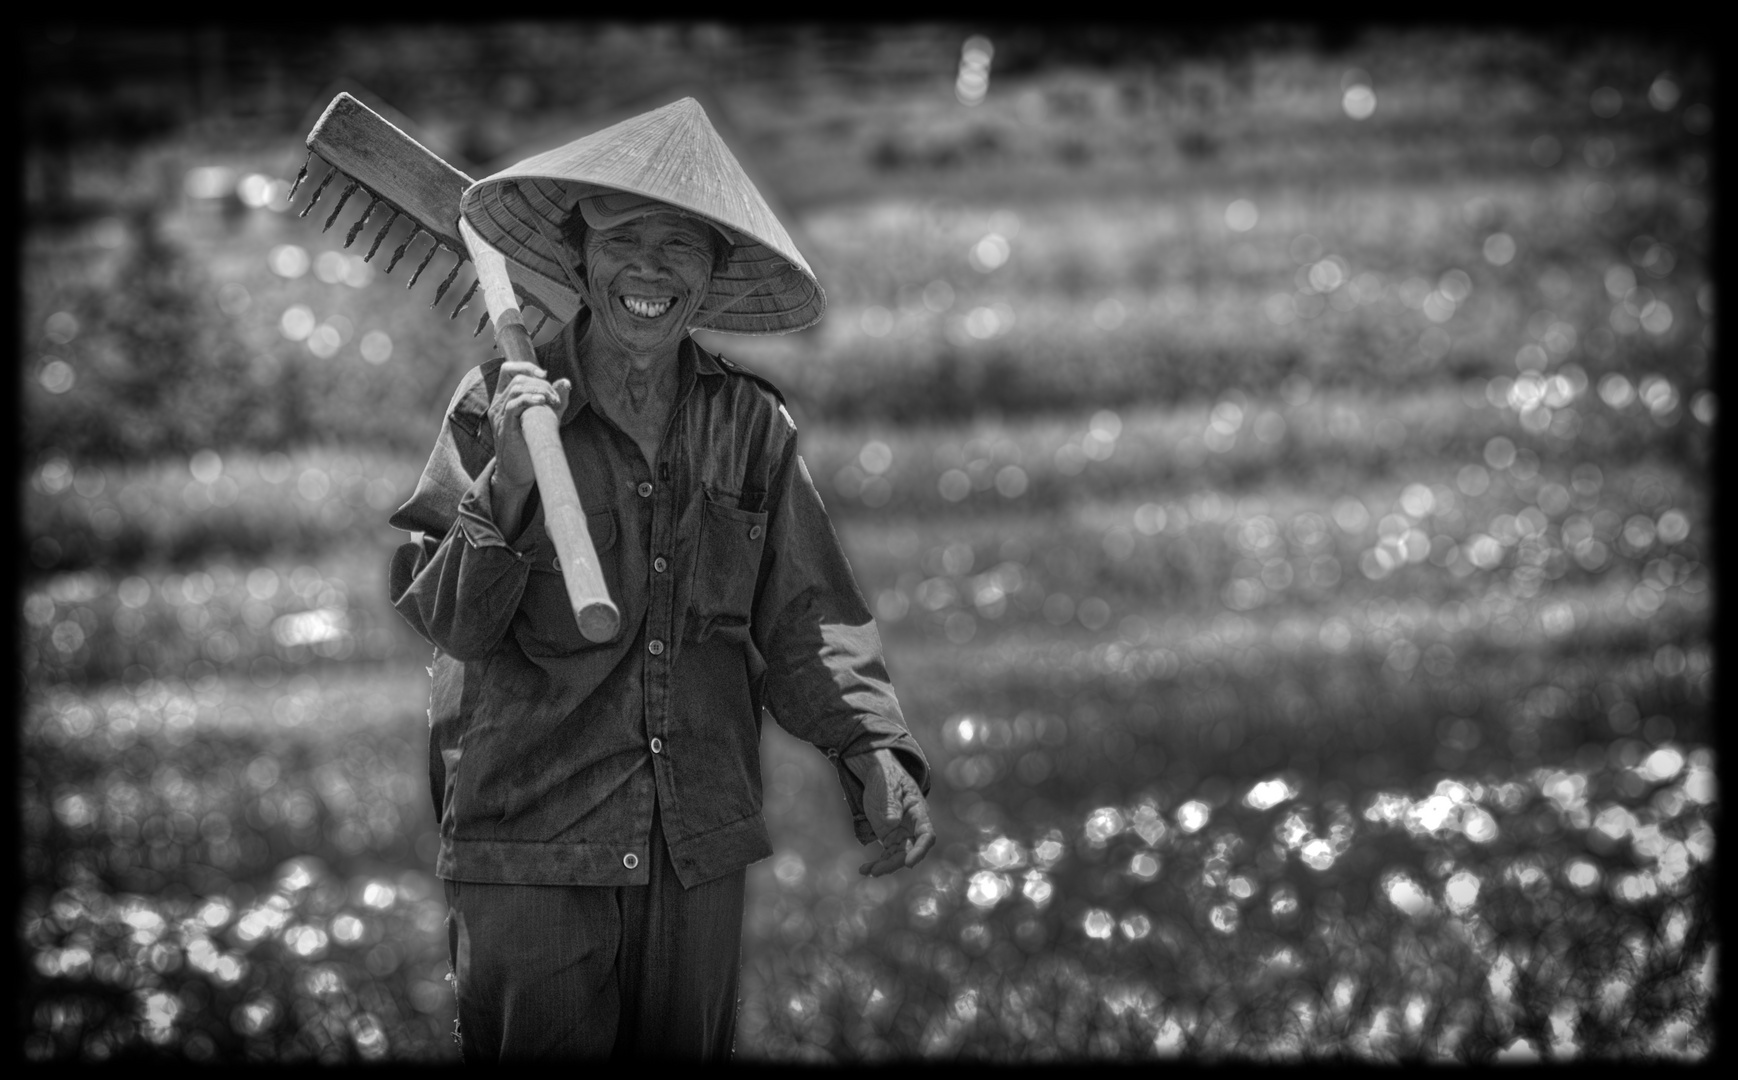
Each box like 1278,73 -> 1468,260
387,99 -> 933,1060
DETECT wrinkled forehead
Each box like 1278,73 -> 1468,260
588,210 -> 715,241
574,190 -> 736,249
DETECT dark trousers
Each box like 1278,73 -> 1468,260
442,806 -> 747,1060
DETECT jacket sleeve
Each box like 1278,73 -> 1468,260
388,362 -> 541,662
750,429 -> 932,845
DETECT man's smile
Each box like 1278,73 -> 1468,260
620,295 -> 675,319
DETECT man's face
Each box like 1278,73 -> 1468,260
577,212 -> 716,361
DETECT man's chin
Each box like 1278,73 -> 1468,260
597,314 -> 688,358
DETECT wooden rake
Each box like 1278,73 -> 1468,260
289,93 -> 619,643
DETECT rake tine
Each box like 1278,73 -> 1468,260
514,287 -> 552,320
509,289 -> 548,338
298,166 -> 338,218
287,150 -> 314,202
322,179 -> 361,233
430,258 -> 464,308
343,195 -> 382,248
406,240 -> 441,290
364,209 -> 401,262
449,277 -> 480,319
386,224 -> 424,275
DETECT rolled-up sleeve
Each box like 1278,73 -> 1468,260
389,363 -> 540,662
751,436 -> 931,843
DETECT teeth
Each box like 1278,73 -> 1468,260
621,296 -> 673,318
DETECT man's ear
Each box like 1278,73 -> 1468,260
710,227 -> 734,275
557,212 -> 592,297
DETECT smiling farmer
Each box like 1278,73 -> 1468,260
387,98 -> 934,1060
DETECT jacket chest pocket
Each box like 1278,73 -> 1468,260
689,496 -> 768,642
513,508 -> 619,656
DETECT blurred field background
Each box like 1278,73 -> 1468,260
18,24 -> 1717,1063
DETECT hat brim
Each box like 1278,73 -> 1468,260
458,98 -> 826,336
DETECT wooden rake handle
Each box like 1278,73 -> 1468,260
300,90 -> 613,642
459,216 -> 620,643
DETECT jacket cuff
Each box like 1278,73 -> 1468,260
828,750 -> 877,845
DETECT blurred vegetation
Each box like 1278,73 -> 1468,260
21,670 -> 452,1062
22,25 -> 1715,460
19,23 -> 1715,1064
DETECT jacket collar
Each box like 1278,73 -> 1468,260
548,308 -> 726,421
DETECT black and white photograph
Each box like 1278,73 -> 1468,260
18,22 -> 1716,1063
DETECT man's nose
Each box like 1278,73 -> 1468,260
625,241 -> 673,275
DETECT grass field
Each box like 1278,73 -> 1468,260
20,28 -> 1714,1063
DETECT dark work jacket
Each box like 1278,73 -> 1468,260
388,312 -> 929,889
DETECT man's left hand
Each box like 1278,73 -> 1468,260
845,749 -> 936,876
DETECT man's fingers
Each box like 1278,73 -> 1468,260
902,786 -> 933,831
501,376 -> 561,417
901,793 -> 936,867
899,782 -> 934,834
500,360 -> 546,380
904,832 -> 935,868
860,826 -> 912,877
860,853 -> 900,877
496,366 -> 549,411
852,759 -> 935,876
864,848 -> 906,877
903,817 -> 936,867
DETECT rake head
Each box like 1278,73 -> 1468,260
284,94 -> 564,340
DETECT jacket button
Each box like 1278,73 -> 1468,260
623,853 -> 639,869
653,556 -> 667,573
647,639 -> 664,656
650,737 -> 663,754
552,556 -> 561,571
637,482 -> 654,497
749,525 -> 762,539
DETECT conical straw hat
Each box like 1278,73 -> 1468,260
460,97 -> 825,335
